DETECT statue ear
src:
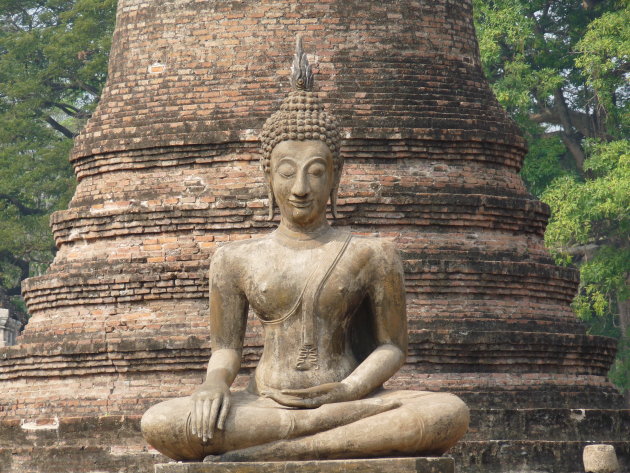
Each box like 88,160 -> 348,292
266,173 -> 275,220
330,186 -> 339,219
268,189 -> 275,220
330,165 -> 342,219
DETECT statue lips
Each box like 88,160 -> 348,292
289,199 -> 313,209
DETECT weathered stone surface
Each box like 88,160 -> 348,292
453,441 -> 629,473
467,409 -> 630,442
154,458 -> 454,473
0,416 -> 166,473
0,308 -> 20,347
583,444 -> 620,473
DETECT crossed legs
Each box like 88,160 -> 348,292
141,390 -> 469,462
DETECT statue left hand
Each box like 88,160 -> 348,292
264,382 -> 353,408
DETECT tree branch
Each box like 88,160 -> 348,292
557,237 -> 626,263
532,90 -> 587,171
71,78 -> 99,96
44,79 -> 99,98
562,243 -> 600,259
559,132 -> 586,171
530,108 -> 557,124
582,0 -> 605,9
0,194 -> 46,216
45,116 -> 76,138
618,278 -> 630,339
530,105 -> 601,139
0,250 -> 30,293
46,102 -> 91,119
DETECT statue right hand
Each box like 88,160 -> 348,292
190,382 -> 231,442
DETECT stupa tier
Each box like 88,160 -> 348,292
0,1 -> 626,472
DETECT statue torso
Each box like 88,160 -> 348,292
220,228 -> 381,392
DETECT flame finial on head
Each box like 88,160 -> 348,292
290,36 -> 314,91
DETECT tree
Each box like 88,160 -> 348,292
474,0 -> 627,173
473,0 -> 630,398
544,139 -> 630,392
0,0 -> 116,312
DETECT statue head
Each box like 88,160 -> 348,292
260,37 -> 342,221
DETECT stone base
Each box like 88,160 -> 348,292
154,458 -> 454,473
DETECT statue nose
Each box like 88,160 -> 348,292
291,172 -> 309,197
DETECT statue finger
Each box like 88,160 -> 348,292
303,397 -> 323,408
217,396 -> 230,430
201,398 -> 211,441
190,402 -> 196,436
273,394 -> 315,408
207,396 -> 221,438
280,388 -> 319,399
281,383 -> 338,398
275,393 -> 300,404
266,392 -> 299,407
193,399 -> 203,437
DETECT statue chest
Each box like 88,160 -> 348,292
243,243 -> 371,324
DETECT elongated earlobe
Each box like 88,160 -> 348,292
268,190 -> 275,220
330,187 -> 339,219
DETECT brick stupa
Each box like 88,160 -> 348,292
1,1 -> 628,472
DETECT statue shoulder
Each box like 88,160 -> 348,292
209,235 -> 272,271
349,234 -> 403,271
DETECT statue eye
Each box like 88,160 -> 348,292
309,164 -> 326,177
276,163 -> 296,178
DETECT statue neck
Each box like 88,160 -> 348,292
274,222 -> 334,248
277,220 -> 331,240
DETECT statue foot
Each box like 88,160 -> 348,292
201,398 -> 403,463
204,452 -> 249,463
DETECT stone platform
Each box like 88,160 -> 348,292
154,458 -> 454,473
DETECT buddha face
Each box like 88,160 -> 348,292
269,140 -> 334,230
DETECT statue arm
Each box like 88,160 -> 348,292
342,240 -> 408,397
191,245 -> 249,441
207,245 -> 249,380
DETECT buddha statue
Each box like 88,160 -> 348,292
141,38 -> 469,463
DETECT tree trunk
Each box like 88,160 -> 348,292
619,290 -> 630,341
553,89 -> 586,171
618,275 -> 630,408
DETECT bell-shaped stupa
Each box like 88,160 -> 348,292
0,1 -> 627,472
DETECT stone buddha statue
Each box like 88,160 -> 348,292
141,38 -> 469,463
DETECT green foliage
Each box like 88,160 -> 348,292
610,337 -> 630,391
519,134 -> 573,197
544,139 -> 630,302
472,0 -> 611,195
0,0 -> 116,126
576,2 -> 630,135
544,140 -> 630,389
0,0 -> 116,308
544,140 -> 629,249
474,0 -> 601,118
